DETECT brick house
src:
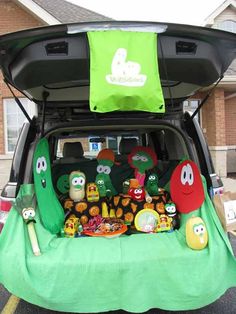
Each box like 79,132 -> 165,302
0,0 -> 235,178
194,0 -> 236,177
0,0 -> 110,159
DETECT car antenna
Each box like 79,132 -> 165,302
41,91 -> 49,137
4,79 -> 32,123
190,75 -> 223,121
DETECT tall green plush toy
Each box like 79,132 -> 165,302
95,149 -> 118,197
33,138 -> 64,234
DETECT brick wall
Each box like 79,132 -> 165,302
201,89 -> 226,146
225,95 -> 236,145
0,0 -> 45,154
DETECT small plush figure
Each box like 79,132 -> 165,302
69,171 -> 86,202
95,174 -> 112,198
186,216 -> 208,250
128,146 -> 157,187
156,214 -> 173,233
86,183 -> 99,202
122,179 -> 130,195
128,186 -> 146,202
165,202 -> 179,229
146,173 -> 159,196
170,159 -> 204,214
96,149 -> 118,196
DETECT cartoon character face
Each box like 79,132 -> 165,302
186,217 -> 208,250
147,174 -> 158,184
170,160 -> 204,214
57,174 -> 69,194
22,207 -> 36,223
128,187 -> 145,201
131,153 -> 152,172
35,156 -> 47,188
128,146 -> 157,174
165,203 -> 177,217
70,172 -> 85,190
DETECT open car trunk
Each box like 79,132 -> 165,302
0,22 -> 236,313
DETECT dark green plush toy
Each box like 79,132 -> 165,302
146,173 -> 159,196
33,138 -> 65,234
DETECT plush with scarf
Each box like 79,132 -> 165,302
128,146 -> 157,187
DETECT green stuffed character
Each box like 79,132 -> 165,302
146,173 -> 159,196
95,174 -> 108,198
56,174 -> 70,194
33,138 -> 65,234
128,146 -> 157,187
95,149 -> 118,196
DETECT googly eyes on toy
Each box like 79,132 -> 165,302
181,163 -> 194,186
97,165 -> 111,174
132,154 -> 148,162
71,176 -> 85,187
193,224 -> 205,235
22,208 -> 36,220
36,156 -> 47,174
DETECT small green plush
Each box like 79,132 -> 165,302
56,174 -> 70,194
95,149 -> 118,196
95,174 -> 108,197
33,138 -> 65,234
146,173 -> 159,196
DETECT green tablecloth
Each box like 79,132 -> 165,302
0,180 -> 236,313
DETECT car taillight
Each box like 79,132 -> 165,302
0,198 -> 12,212
0,198 -> 13,233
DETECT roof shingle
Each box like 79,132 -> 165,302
33,0 -> 112,23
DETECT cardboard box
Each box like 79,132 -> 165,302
213,192 -> 236,232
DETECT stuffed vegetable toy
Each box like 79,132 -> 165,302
15,188 -> 41,256
95,149 -> 118,196
146,173 -> 159,196
128,146 -> 157,187
186,216 -> 208,250
69,171 -> 86,202
170,159 -> 204,214
33,138 -> 65,234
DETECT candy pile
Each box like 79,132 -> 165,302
83,215 -> 124,234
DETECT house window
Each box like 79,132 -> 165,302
3,98 -> 36,153
217,20 -> 236,33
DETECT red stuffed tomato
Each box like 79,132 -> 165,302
170,160 -> 204,214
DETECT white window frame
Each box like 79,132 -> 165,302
3,98 -> 36,154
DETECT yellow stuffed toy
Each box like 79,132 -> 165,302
186,216 -> 208,250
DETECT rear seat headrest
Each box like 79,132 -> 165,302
63,142 -> 84,158
119,138 -> 138,155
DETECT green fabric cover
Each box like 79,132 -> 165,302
0,179 -> 236,313
88,31 -> 165,113
33,138 -> 64,234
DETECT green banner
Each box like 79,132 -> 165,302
88,31 -> 165,113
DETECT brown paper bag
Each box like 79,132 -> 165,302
213,192 -> 236,232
